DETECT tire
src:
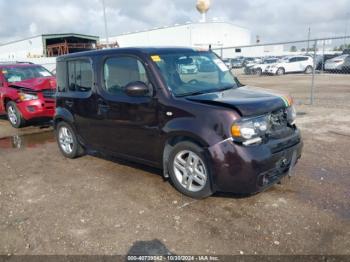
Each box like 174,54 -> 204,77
56,121 -> 85,159
276,67 -> 285,76
167,141 -> 213,199
255,68 -> 262,76
6,101 -> 25,128
304,65 -> 313,74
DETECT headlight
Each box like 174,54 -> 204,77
231,116 -> 270,144
286,105 -> 296,125
18,92 -> 38,101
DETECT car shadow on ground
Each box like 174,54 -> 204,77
89,150 -> 256,200
126,239 -> 175,257
0,115 -> 52,128
89,150 -> 164,179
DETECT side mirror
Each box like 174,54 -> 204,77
124,81 -> 150,97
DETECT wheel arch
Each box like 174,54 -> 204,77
3,97 -> 13,111
53,107 -> 75,129
162,133 -> 209,178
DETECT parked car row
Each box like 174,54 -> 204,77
231,52 -> 350,76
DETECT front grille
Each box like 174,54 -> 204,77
269,108 -> 288,130
267,108 -> 294,140
42,89 -> 56,99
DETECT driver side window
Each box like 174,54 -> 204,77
103,57 -> 148,95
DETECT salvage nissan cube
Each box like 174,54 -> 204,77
54,47 -> 303,199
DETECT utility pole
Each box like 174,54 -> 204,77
102,0 -> 110,48
306,27 -> 311,54
345,12 -> 349,45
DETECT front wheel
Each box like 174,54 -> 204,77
276,67 -> 285,76
56,122 -> 85,159
255,68 -> 262,76
168,141 -> 213,199
6,101 -> 25,128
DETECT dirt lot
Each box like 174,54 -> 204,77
0,73 -> 349,256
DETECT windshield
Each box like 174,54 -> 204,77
152,51 -> 238,97
2,66 -> 53,83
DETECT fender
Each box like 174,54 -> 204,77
0,95 -> 17,114
54,107 -> 75,128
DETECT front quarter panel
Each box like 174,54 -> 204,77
160,99 -> 240,152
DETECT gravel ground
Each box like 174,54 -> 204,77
0,73 -> 349,256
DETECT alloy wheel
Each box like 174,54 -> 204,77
58,126 -> 74,154
7,105 -> 18,125
173,150 -> 207,192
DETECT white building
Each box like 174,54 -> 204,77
105,21 -> 251,50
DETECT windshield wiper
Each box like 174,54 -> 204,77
176,90 -> 214,97
177,86 -> 235,97
217,85 -> 235,91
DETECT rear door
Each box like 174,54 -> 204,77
287,57 -> 299,72
298,57 -> 310,71
64,58 -> 95,142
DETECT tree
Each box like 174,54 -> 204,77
290,46 -> 297,52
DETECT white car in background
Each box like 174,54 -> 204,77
324,54 -> 350,72
265,56 -> 314,75
245,58 -> 280,75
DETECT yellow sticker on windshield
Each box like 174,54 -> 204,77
151,55 -> 161,62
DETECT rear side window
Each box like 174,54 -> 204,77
68,59 -> 93,92
103,57 -> 148,95
56,61 -> 67,92
298,57 -> 309,61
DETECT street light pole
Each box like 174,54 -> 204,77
306,27 -> 311,54
102,0 -> 110,48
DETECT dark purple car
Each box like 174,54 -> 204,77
54,47 -> 302,199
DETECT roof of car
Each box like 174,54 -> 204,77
0,62 -> 42,69
57,47 -> 207,61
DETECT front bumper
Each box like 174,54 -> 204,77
208,129 -> 303,194
17,99 -> 55,120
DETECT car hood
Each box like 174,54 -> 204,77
186,86 -> 291,117
9,77 -> 56,92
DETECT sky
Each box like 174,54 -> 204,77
0,0 -> 349,44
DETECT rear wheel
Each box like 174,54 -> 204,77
276,67 -> 285,76
6,101 -> 25,128
168,141 -> 213,199
56,122 -> 85,159
304,65 -> 313,74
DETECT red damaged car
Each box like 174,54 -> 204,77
0,62 -> 56,128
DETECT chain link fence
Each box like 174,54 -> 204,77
213,36 -> 350,107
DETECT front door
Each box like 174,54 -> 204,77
93,55 -> 159,163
